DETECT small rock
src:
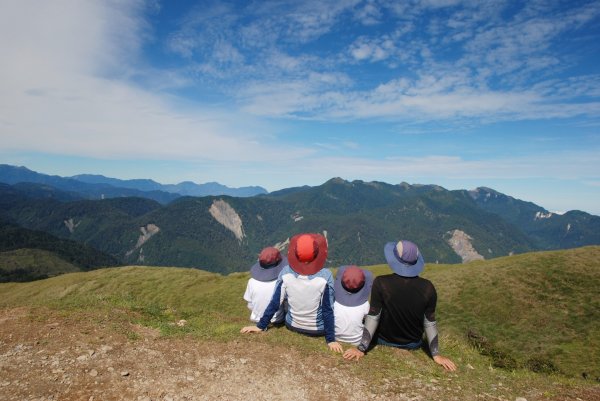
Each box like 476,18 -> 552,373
107,367 -> 115,372
239,358 -> 248,365
76,355 -> 88,362
88,350 -> 95,356
430,379 -> 438,383
121,371 -> 130,377
515,398 -> 528,401
466,364 -> 475,370
177,319 -> 187,327
89,369 -> 98,377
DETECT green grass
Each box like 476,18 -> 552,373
0,247 -> 599,399
0,248 -> 81,281
418,245 -> 600,379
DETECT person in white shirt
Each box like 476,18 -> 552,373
243,247 -> 287,324
333,265 -> 373,346
241,233 -> 343,353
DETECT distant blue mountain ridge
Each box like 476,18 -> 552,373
0,165 -> 268,202
71,173 -> 268,197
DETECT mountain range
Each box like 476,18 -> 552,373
1,164 -> 599,279
0,165 -> 267,203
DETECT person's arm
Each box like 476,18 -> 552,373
424,285 -> 457,371
358,309 -> 381,351
343,309 -> 380,360
424,318 -> 456,371
424,316 -> 439,357
322,282 -> 342,352
240,280 -> 283,333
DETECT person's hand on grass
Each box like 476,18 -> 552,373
240,326 -> 262,334
328,341 -> 343,353
433,355 -> 457,371
343,348 -> 365,361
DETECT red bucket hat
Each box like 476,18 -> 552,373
334,265 -> 373,307
250,247 -> 287,282
287,233 -> 328,275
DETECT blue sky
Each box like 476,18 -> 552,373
1,0 -> 599,214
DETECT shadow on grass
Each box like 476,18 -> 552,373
467,328 -> 561,375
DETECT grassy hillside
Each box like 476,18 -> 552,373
0,247 -> 598,398
0,219 -> 119,282
414,246 -> 599,379
0,248 -> 81,281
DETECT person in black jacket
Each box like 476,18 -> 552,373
343,240 -> 457,371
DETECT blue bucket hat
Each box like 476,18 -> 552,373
383,240 -> 425,277
334,265 -> 373,307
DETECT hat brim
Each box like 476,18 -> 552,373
384,242 -> 425,277
334,266 -> 373,307
287,233 -> 328,276
250,256 -> 287,282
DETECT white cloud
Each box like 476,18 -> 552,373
232,0 -> 600,123
237,70 -> 600,123
349,37 -> 394,62
281,151 -> 600,183
1,0 -> 599,169
354,0 -> 383,26
0,1 -> 311,162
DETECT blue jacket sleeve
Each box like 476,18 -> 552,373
257,281 -> 283,330
322,283 -> 335,343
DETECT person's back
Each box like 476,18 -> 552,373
369,273 -> 436,346
333,265 -> 373,346
244,277 -> 285,323
277,264 -> 334,333
243,247 -> 287,324
343,240 -> 457,371
241,233 -> 343,353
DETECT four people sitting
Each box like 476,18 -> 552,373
241,233 -> 457,371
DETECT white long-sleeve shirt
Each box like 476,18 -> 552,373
243,278 -> 285,323
334,301 -> 370,345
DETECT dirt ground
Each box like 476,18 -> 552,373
1,307 -> 598,401
0,307 -> 410,401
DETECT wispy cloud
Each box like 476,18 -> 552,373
157,0 -> 600,126
286,151 -> 600,183
0,1 -> 312,162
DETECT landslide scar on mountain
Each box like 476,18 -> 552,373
126,224 -> 160,257
274,238 -> 290,251
209,199 -> 245,241
446,229 -> 484,263
64,218 -> 80,233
